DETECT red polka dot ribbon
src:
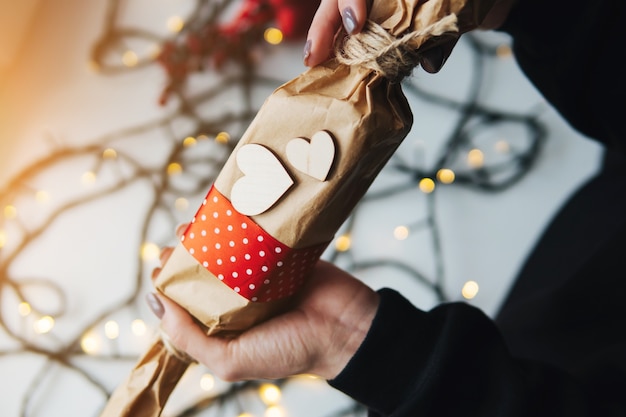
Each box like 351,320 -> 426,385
181,185 -> 328,302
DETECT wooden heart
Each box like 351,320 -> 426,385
285,130 -> 335,181
231,144 -> 294,216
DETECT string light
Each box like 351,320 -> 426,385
141,242 -> 160,261
264,405 -> 285,417
215,131 -> 230,144
131,319 -> 147,336
167,162 -> 183,175
496,44 -> 512,58
419,178 -> 435,193
104,320 -> 120,340
0,229 -> 6,248
495,140 -> 510,154
436,168 -> 455,184
199,373 -> 215,391
264,28 -> 283,45
4,205 -> 17,219
175,197 -> 189,211
259,383 -> 281,405
166,16 -> 184,33
33,316 -> 55,334
335,234 -> 352,252
103,148 -> 118,159
18,302 -> 31,317
183,136 -> 197,147
82,171 -> 97,185
81,332 -> 101,354
467,149 -> 484,168
461,280 -> 480,300
122,50 -> 139,67
393,225 -> 410,240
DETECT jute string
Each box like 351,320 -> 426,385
335,14 -> 459,83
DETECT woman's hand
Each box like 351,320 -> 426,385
147,225 -> 380,381
304,0 -> 516,72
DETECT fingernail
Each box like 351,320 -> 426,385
342,7 -> 357,34
146,292 -> 165,319
303,39 -> 312,65
420,47 -> 445,74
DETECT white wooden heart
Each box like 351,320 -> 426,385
285,130 -> 335,181
231,143 -> 294,216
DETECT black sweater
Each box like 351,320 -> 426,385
329,0 -> 626,415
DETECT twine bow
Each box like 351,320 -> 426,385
335,14 -> 459,83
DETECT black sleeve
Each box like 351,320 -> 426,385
498,0 -> 626,154
329,289 -> 619,417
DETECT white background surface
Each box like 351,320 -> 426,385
0,1 -> 603,416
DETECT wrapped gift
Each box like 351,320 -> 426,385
100,0 -> 495,415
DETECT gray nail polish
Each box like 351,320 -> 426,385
303,39 -> 312,64
342,7 -> 357,34
146,292 -> 165,319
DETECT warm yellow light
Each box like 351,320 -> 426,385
35,190 -> 50,204
103,148 -> 118,159
419,178 -> 435,194
200,373 -> 215,391
167,16 -> 184,33
467,149 -> 484,168
122,50 -> 139,67
259,383 -> 281,405
175,197 -> 189,212
4,205 -> 17,219
393,226 -> 409,240
264,27 -> 283,45
183,136 -> 197,147
0,229 -> 6,248
18,302 -> 31,316
82,171 -> 96,185
215,131 -> 230,144
141,242 -> 160,261
131,319 -> 147,336
104,320 -> 120,340
495,140 -> 510,153
34,316 -> 55,334
461,280 -> 480,300
496,44 -> 512,58
335,234 -> 352,252
167,162 -> 183,175
81,332 -> 101,354
436,168 -> 455,184
264,405 -> 284,417
197,134 -> 209,141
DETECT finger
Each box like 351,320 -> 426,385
305,0 -> 370,67
159,246 -> 173,265
305,0 -> 342,67
175,223 -> 188,238
338,0 -> 368,35
151,267 -> 162,281
154,293 -> 221,365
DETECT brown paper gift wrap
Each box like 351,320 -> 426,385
100,0 -> 496,415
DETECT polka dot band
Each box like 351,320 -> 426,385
182,186 -> 328,302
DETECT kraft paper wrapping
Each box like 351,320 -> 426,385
100,0 -> 495,415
